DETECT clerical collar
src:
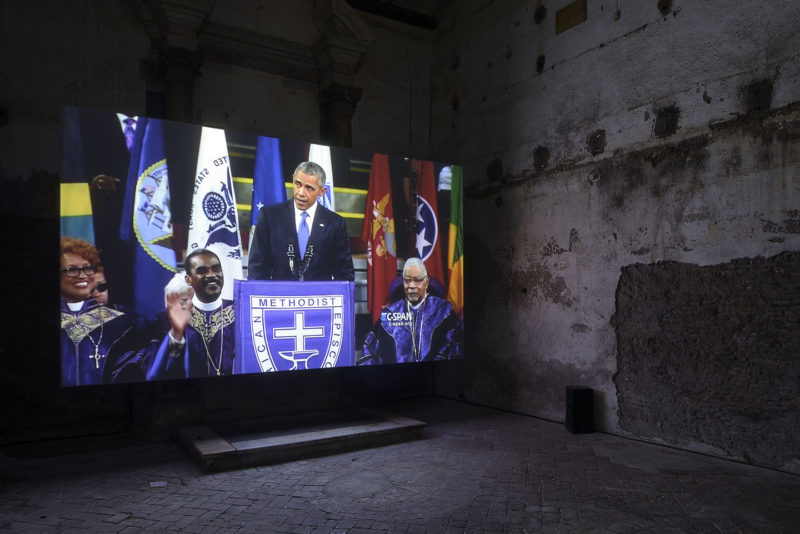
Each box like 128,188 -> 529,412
67,300 -> 84,312
193,295 -> 222,311
408,293 -> 428,310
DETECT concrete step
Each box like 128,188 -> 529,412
176,407 -> 426,471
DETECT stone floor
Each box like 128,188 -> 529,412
1,396 -> 798,533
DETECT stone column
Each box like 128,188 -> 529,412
160,47 -> 203,123
312,0 -> 373,146
132,0 -> 210,122
319,82 -> 362,148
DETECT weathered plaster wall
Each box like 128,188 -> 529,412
432,0 -> 800,470
0,1 -> 437,211
0,1 -> 320,188
352,15 -> 434,158
0,1 -> 150,182
193,65 -> 319,140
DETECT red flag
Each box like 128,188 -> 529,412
361,154 -> 397,324
415,160 -> 445,288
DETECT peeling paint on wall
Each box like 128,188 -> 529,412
760,210 -> 800,235
517,253 -> 574,307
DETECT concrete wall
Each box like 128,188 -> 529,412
431,0 -> 800,472
352,15 -> 435,158
0,1 -> 150,184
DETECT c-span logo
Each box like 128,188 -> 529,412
381,310 -> 412,327
249,294 -> 345,372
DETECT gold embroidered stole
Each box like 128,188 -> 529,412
61,307 -> 125,344
190,304 -> 234,345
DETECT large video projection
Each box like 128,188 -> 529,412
59,106 -> 464,386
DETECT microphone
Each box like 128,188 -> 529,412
287,242 -> 295,274
296,244 -> 314,281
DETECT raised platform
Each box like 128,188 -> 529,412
177,407 -> 426,471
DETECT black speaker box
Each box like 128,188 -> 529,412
565,386 -> 594,433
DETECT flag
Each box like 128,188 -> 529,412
251,135 -> 286,240
120,117 -> 178,321
447,165 -> 464,319
59,106 -> 94,242
188,127 -> 244,300
308,143 -> 335,210
361,153 -> 397,324
415,160 -> 445,287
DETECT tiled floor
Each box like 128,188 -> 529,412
1,397 -> 798,533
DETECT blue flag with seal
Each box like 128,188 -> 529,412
120,117 -> 178,321
234,279 -> 355,373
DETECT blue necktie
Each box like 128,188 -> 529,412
298,211 -> 309,260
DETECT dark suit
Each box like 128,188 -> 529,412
248,199 -> 355,281
75,107 -> 138,308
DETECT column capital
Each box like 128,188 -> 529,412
312,0 -> 374,87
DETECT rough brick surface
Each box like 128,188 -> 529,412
613,252 -> 800,469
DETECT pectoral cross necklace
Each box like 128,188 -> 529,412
407,300 -> 424,362
201,324 -> 224,376
87,324 -> 105,369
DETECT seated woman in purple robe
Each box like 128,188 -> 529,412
59,237 -> 141,386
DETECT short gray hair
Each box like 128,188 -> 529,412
403,257 -> 428,277
294,161 -> 326,187
164,272 -> 193,307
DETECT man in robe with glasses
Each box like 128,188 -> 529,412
359,258 -> 462,365
59,237 -> 142,385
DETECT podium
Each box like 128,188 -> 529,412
234,280 -> 356,374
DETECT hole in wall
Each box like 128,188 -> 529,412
534,6 -> 547,24
654,106 -> 679,138
533,146 -> 550,169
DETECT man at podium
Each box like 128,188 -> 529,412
248,161 -> 354,282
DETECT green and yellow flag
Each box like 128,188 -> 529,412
447,165 -> 464,318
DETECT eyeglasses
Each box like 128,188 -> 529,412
92,282 -> 109,293
60,265 -> 99,278
403,276 -> 428,284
